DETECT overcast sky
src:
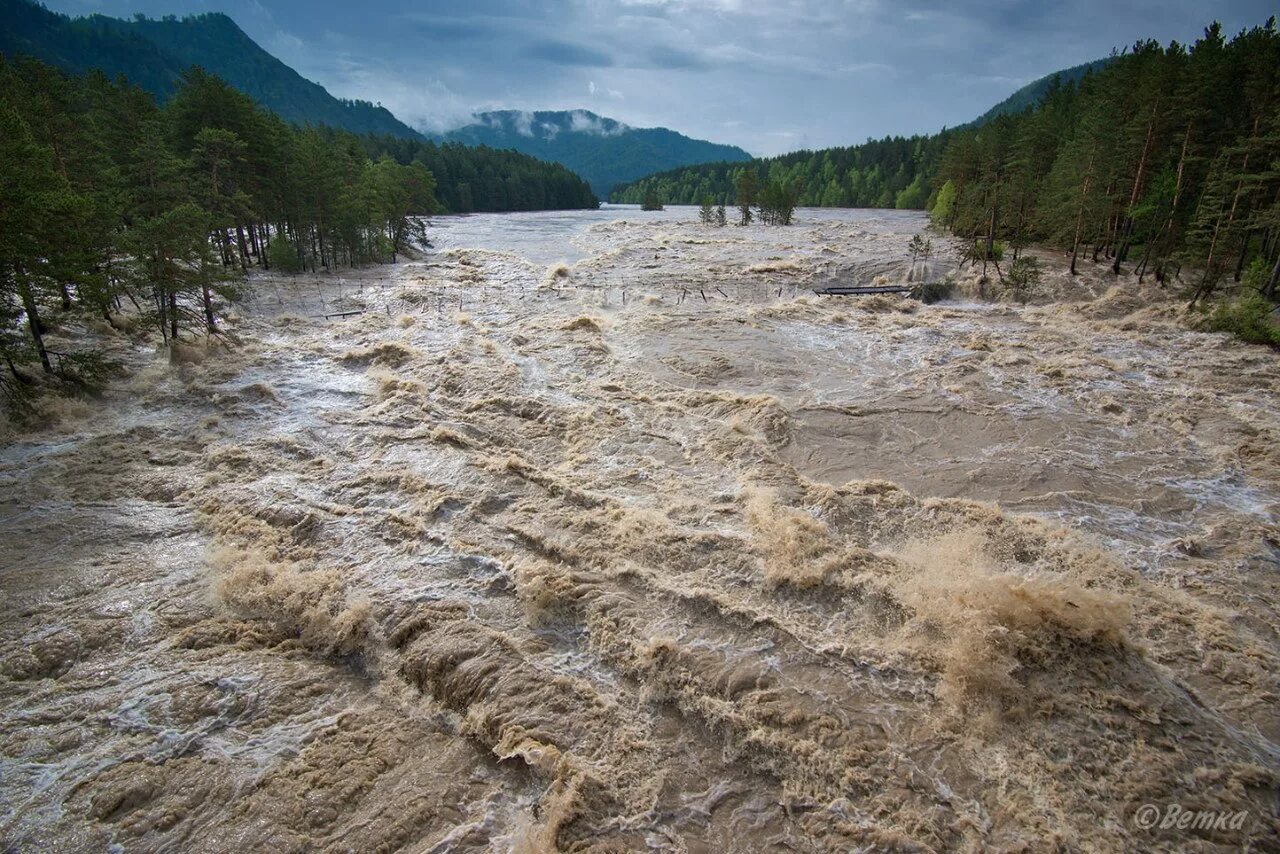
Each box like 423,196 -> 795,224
44,0 -> 1278,155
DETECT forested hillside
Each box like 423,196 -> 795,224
0,56 -> 592,411
0,0 -> 421,138
606,59 -> 1115,210
0,1 -> 599,216
962,58 -> 1113,128
359,133 -> 599,214
611,133 -> 951,209
441,110 -> 752,197
934,20 -> 1280,303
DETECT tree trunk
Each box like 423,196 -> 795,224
1135,241 -> 1153,283
154,279 -> 168,345
1234,231 -> 1252,283
202,284 -> 217,332
1113,105 -> 1159,275
1069,158 -> 1095,277
985,200 -> 997,262
1194,209 -> 1227,304
169,290 -> 178,341
1012,195 -> 1027,261
15,264 -> 52,373
5,352 -> 33,384
1265,251 -> 1280,300
1203,116 -> 1262,292
236,225 -> 251,268
1137,121 -> 1193,281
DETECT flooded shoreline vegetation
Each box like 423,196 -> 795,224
932,20 -> 1280,309
0,55 -> 599,419
0,55 -> 437,414
614,18 -> 1280,311
617,18 -> 1280,341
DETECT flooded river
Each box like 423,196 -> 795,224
1,207 -> 1277,851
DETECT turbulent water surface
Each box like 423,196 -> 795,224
2,207 -> 1278,852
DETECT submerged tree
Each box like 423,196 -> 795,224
1004,256 -> 1043,303
699,194 -> 715,225
734,170 -> 758,225
907,233 -> 933,277
757,180 -> 799,225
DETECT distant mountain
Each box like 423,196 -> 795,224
0,0 -> 423,139
964,57 -> 1113,128
440,110 -> 752,197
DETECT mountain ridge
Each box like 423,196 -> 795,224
439,109 -> 753,197
1,2 -> 755,195
962,56 -> 1113,129
0,0 -> 424,139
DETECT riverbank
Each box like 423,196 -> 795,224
2,210 -> 1277,851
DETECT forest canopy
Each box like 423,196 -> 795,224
932,19 -> 1280,302
611,133 -> 950,211
0,55 -> 596,416
0,0 -> 423,139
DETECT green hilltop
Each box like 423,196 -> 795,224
0,0 -> 422,139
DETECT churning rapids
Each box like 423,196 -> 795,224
2,207 -> 1278,852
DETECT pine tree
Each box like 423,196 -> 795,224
0,103 -> 85,373
734,170 -> 758,225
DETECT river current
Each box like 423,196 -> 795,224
1,206 -> 1277,851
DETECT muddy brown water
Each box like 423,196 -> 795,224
1,207 -> 1278,852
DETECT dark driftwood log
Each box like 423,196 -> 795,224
813,284 -> 913,296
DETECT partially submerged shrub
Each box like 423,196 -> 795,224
1204,290 -> 1280,346
912,280 -> 953,304
1,348 -> 122,427
1003,256 -> 1042,303
266,232 -> 304,273
965,239 -> 1004,265
52,349 -> 122,390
